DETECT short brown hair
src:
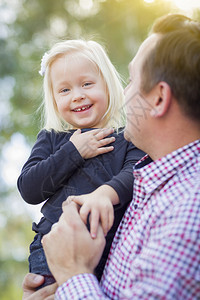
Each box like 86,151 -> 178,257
140,14 -> 200,121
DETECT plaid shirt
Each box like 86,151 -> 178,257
56,139 -> 200,300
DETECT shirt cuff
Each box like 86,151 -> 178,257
55,273 -> 105,299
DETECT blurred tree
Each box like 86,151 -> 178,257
0,199 -> 34,299
0,0 -> 199,298
1,0 -> 173,143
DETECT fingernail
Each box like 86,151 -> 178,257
91,233 -> 96,239
34,274 -> 43,283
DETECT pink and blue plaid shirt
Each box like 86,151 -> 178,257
56,139 -> 200,299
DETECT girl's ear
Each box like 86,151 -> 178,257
150,82 -> 172,117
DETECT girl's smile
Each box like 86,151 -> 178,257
72,104 -> 93,112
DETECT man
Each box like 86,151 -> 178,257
23,14 -> 200,299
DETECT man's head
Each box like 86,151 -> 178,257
141,14 -> 200,122
124,14 -> 200,157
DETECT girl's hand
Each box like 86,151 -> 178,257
69,128 -> 115,159
66,185 -> 119,238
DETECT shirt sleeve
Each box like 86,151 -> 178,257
55,274 -> 109,300
17,130 -> 85,205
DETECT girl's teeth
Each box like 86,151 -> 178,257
75,105 -> 90,111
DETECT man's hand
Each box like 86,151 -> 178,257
22,273 -> 57,300
70,128 -> 115,159
67,185 -> 119,238
42,202 -> 106,286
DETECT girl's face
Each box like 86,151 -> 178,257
50,53 -> 109,129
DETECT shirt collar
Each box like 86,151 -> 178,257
134,139 -> 200,194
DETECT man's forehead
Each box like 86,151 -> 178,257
141,33 -> 159,48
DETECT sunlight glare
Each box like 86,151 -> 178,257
79,0 -> 93,10
144,0 -> 155,3
144,0 -> 200,11
173,0 -> 200,10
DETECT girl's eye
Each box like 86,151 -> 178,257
83,82 -> 93,87
61,88 -> 70,93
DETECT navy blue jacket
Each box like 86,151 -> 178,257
17,128 -> 145,279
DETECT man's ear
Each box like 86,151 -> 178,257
150,82 -> 172,117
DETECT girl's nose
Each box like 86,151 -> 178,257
72,89 -> 86,102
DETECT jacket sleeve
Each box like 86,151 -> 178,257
105,141 -> 145,207
17,130 -> 85,205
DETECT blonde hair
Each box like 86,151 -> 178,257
40,39 -> 126,131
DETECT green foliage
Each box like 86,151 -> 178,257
0,0 -> 199,298
0,196 -> 34,299
1,0 -> 174,142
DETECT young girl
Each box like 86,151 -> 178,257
17,39 -> 144,288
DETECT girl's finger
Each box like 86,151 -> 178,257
98,136 -> 115,147
95,146 -> 114,155
108,208 -> 114,232
90,209 -> 100,239
95,128 -> 114,140
69,195 -> 84,206
79,204 -> 91,225
100,210 -> 109,236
